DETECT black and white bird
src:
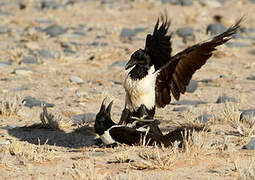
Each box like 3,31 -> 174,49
94,99 -> 206,147
94,98 -> 165,146
120,15 -> 242,125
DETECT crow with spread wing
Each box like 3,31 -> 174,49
120,14 -> 242,125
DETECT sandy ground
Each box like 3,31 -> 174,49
0,0 -> 255,179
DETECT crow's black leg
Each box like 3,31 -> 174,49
119,108 -> 132,125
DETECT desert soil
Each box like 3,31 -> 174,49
0,0 -> 255,179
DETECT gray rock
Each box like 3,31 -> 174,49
216,93 -> 236,103
69,76 -> 84,84
71,113 -> 96,125
249,0 -> 255,3
22,96 -> 54,108
21,56 -> 38,64
242,139 -> 255,150
41,1 -> 60,9
247,76 -> 255,80
226,42 -> 249,48
240,109 -> 255,126
0,25 -> 11,34
233,33 -> 244,39
195,114 -> 212,124
43,24 -> 67,37
64,48 -> 76,54
73,31 -> 86,36
186,80 -> 198,93
176,27 -> 195,43
161,0 -> 192,6
119,27 -> 145,40
199,78 -> 213,83
206,23 -> 227,35
36,18 -> 53,24
110,60 -> 127,67
172,106 -> 188,112
59,33 -> 85,39
119,28 -> 136,39
37,49 -> 54,59
199,0 -> 223,7
14,68 -> 35,76
171,100 -> 207,106
0,61 -> 12,67
11,85 -> 29,92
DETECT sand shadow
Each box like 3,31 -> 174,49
7,123 -> 98,148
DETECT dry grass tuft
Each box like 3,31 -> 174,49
40,105 -> 73,130
130,144 -> 179,170
23,27 -> 48,41
0,96 -> 23,118
7,47 -> 27,63
70,160 -> 109,180
8,140 -> 56,163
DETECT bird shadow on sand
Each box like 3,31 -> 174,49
7,123 -> 98,148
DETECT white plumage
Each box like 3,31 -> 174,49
124,66 -> 158,111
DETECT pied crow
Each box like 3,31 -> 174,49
94,99 -> 207,147
120,14 -> 242,125
94,98 -> 166,146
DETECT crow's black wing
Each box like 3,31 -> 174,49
156,18 -> 242,108
145,14 -> 172,70
109,127 -> 163,146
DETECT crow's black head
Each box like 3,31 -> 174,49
94,98 -> 115,135
125,49 -> 151,70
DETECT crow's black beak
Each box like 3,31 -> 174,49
125,58 -> 137,70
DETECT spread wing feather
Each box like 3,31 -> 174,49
156,18 -> 242,108
145,14 -> 172,70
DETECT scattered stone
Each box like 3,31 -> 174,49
71,113 -> 96,125
41,1 -> 60,9
0,25 -> 11,34
37,49 -> 54,59
242,139 -> 255,150
172,106 -> 188,112
199,78 -> 213,83
247,76 -> 255,80
186,80 -> 198,93
64,48 -> 76,54
110,60 -> 127,67
73,31 -> 85,36
206,23 -> 227,35
226,42 -> 249,48
22,96 -> 54,108
240,109 -> 255,126
20,56 -> 38,64
216,93 -> 236,103
0,61 -> 12,67
59,33 -> 85,39
119,27 -> 145,40
171,100 -> 207,106
19,2 -> 26,10
199,0 -> 223,8
249,0 -> 255,3
69,76 -> 84,84
11,85 -> 29,92
36,18 -> 52,24
119,28 -> 136,39
161,0 -> 192,6
233,33 -> 244,39
14,68 -> 35,76
176,27 -> 195,43
195,114 -> 212,124
43,24 -> 67,37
